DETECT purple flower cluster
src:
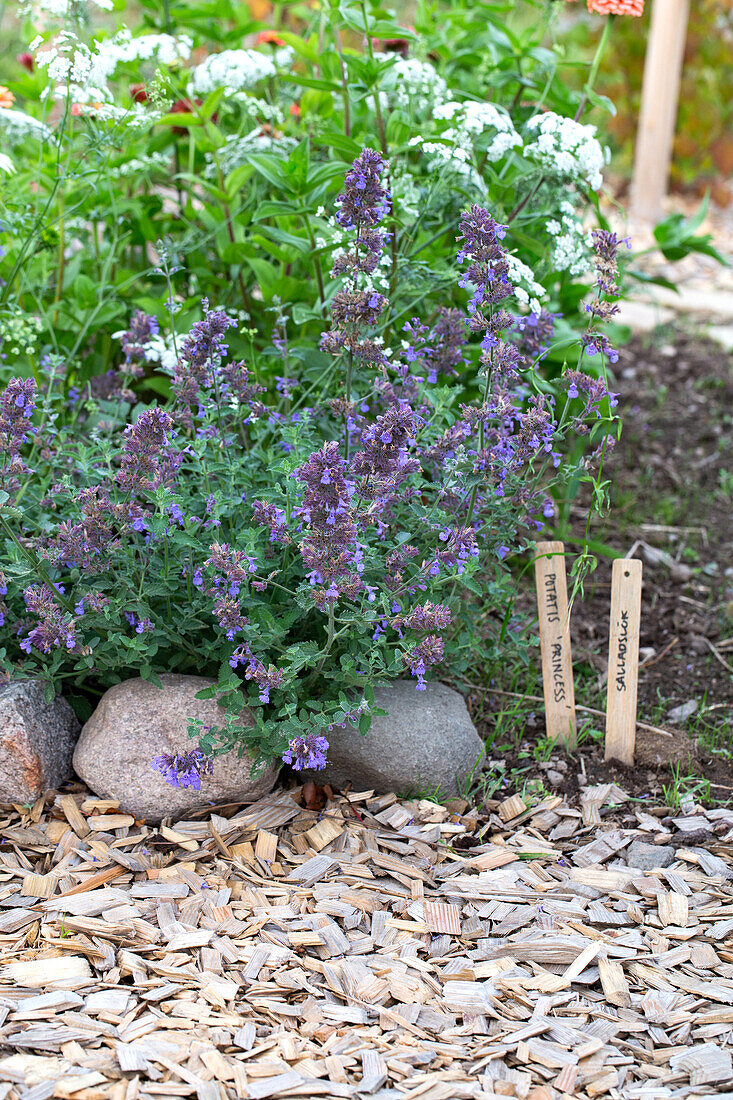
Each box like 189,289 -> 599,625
402,308 -> 468,384
0,378 -> 37,481
74,591 -> 109,616
428,526 -> 480,577
457,206 -> 512,327
212,592 -> 248,640
581,230 -> 630,365
591,229 -> 629,297
330,289 -> 388,327
403,634 -> 444,690
19,583 -> 76,655
514,309 -> 559,363
332,147 -> 390,277
244,658 -> 285,704
120,310 -> 158,370
205,542 -> 258,594
172,300 -> 238,422
124,612 -> 154,633
350,405 -> 420,504
565,369 -> 618,431
392,602 -> 452,632
152,749 -> 213,790
117,408 -> 180,492
295,442 -> 362,608
282,730 -> 329,771
44,487 -> 144,571
322,149 -> 390,367
252,500 -> 291,545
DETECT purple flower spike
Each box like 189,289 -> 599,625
152,749 -> 213,790
282,731 -> 329,771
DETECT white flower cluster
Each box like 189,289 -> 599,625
433,100 -> 523,163
238,96 -> 284,125
190,49 -> 278,96
96,29 -> 192,72
141,333 -> 178,372
523,113 -> 609,192
0,106 -> 51,141
407,99 -> 521,190
24,0 -> 113,15
34,29 -> 192,103
34,32 -> 109,101
381,58 -> 447,115
546,201 -> 592,276
505,254 -> 545,314
0,153 -> 15,176
116,153 -> 173,177
0,306 -> 43,357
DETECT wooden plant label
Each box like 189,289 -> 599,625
605,557 -> 643,765
534,541 -> 577,748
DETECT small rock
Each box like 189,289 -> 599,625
73,674 -> 278,822
0,680 -> 80,804
626,839 -> 675,871
546,769 -> 565,787
299,681 -> 484,798
667,699 -> 698,724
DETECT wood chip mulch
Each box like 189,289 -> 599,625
2,782 -> 733,1099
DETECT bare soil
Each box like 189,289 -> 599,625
475,328 -> 733,805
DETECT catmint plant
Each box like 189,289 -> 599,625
0,148 -> 620,786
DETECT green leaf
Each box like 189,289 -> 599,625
275,31 -> 320,64
246,153 -> 294,192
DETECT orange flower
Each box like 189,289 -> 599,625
289,102 -> 301,117
0,86 -> 15,109
586,0 -> 644,13
256,30 -> 285,46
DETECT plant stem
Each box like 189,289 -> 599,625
574,15 -> 614,122
303,213 -> 327,316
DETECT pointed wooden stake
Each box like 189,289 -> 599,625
605,558 -> 643,765
534,541 -> 577,748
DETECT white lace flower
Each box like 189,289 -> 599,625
544,201 -> 593,275
381,58 -> 447,114
95,30 -> 192,72
190,50 -> 277,96
0,153 -> 15,175
24,0 -> 113,14
523,113 -> 609,191
506,254 -> 545,313
0,106 -> 51,140
142,334 -> 178,372
116,153 -> 172,177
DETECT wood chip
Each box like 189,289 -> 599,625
1,780 -> 732,1097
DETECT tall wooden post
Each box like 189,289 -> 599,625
630,0 -> 690,223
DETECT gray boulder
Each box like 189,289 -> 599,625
0,680 -> 80,805
626,839 -> 675,871
73,674 -> 278,822
300,680 -> 484,797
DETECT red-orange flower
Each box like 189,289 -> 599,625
256,30 -> 285,46
289,102 -> 301,117
0,86 -> 15,109
572,0 -> 644,13
589,0 -> 638,11
130,83 -> 148,103
17,53 -> 34,72
588,0 -> 643,13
